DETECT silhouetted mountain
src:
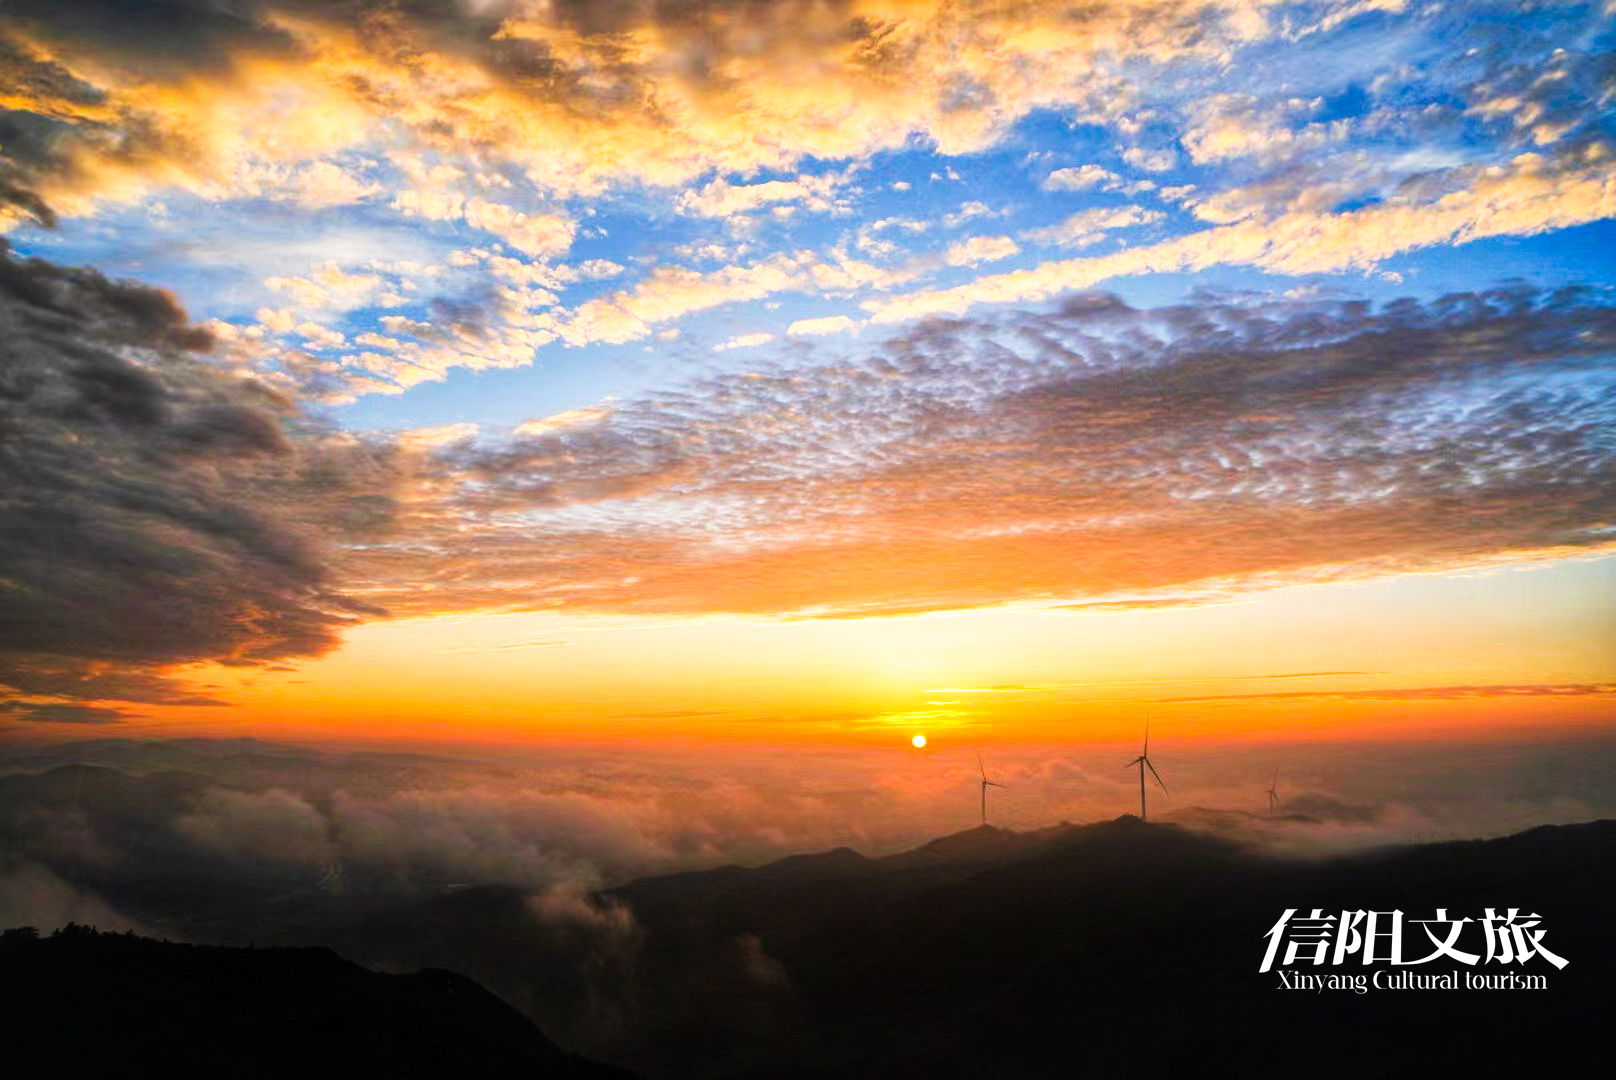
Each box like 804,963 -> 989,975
298,817 -> 1614,1078
596,818 -> 1613,1077
0,924 -> 635,1079
876,821 -> 1069,869
8,803 -> 1608,1078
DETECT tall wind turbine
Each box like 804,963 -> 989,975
1266,767 -> 1280,814
977,753 -> 1005,826
1125,719 -> 1167,821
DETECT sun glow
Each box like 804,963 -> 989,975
912,734 -> 927,747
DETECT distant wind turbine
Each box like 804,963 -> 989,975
1266,767 -> 1280,815
1125,719 -> 1167,821
977,753 -> 1005,825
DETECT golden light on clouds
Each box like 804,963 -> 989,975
0,0 -> 1610,748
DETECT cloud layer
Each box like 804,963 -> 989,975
0,4 -> 1611,710
361,285 -> 1616,618
0,0 -> 1276,221
4,241 -> 1611,709
0,2 -> 1609,399
3,733 -> 1613,933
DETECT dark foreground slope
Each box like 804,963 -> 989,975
0,925 -> 635,1080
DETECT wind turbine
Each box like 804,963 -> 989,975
1125,719 -> 1167,821
977,753 -> 1005,826
1266,767 -> 1280,814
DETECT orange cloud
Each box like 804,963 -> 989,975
340,286 -> 1616,620
0,0 -> 1286,223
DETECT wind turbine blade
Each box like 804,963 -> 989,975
1143,715 -> 1150,756
986,781 -> 1005,788
977,752 -> 987,780
1147,759 -> 1167,792
1125,757 -> 1144,767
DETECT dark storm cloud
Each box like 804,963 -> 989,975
0,243 -> 393,704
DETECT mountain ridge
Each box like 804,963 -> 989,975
7,805 -> 1611,1078
0,923 -> 637,1079
583,816 -> 1616,1077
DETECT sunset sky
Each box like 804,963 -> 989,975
1,0 -> 1613,802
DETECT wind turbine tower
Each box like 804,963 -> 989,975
1125,720 -> 1167,821
977,753 -> 1005,826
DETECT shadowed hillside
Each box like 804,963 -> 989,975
314,817 -> 1615,1078
0,925 -> 636,1079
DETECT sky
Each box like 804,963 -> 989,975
0,0 -> 1613,820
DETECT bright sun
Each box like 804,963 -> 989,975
912,734 -> 927,748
